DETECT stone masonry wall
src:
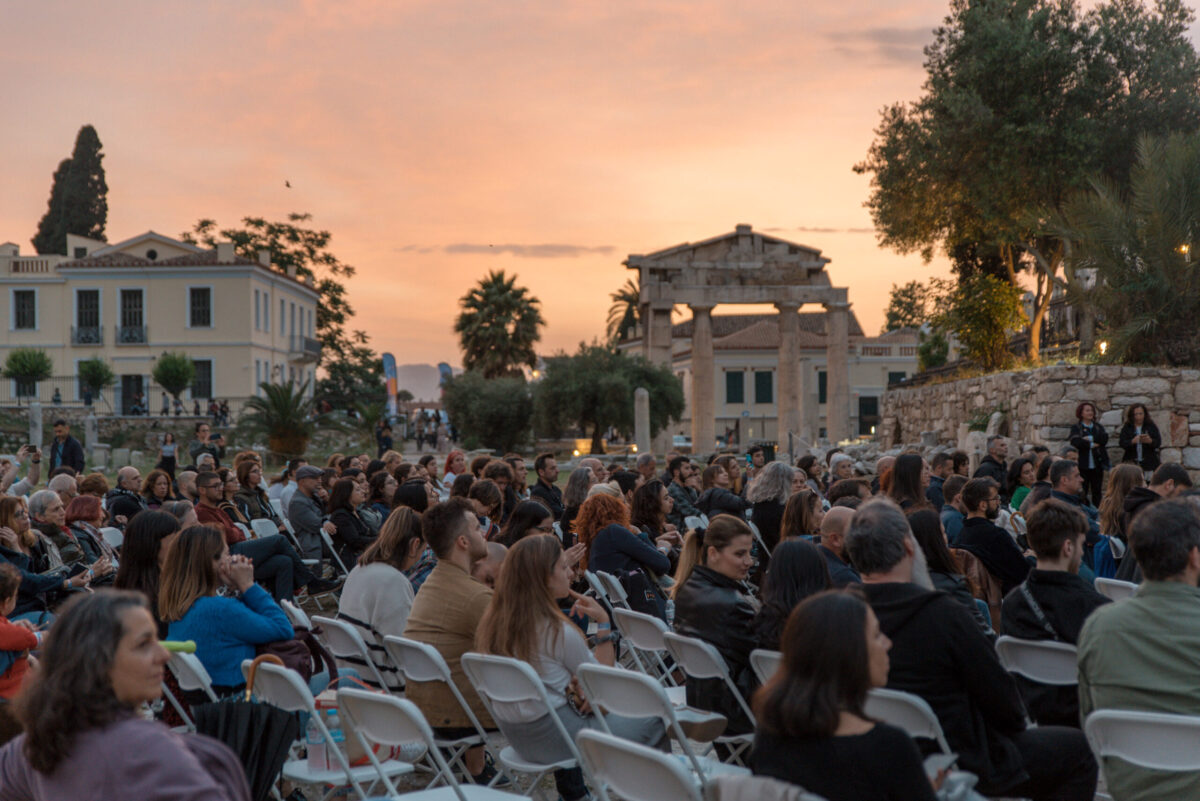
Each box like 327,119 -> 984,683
879,365 -> 1200,472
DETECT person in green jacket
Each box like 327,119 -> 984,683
1078,498 -> 1200,801
1006,456 -> 1036,513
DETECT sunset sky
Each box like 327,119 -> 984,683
3,0 -> 1137,367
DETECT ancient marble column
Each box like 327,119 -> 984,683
776,302 -> 802,442
634,387 -> 651,455
690,304 -> 716,453
799,358 -> 817,442
825,302 -> 851,442
643,302 -> 674,368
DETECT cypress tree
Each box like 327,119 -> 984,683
32,125 -> 108,254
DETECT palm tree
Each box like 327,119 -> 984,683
606,278 -> 640,343
239,380 -> 342,457
455,270 -> 545,378
1055,133 -> 1200,366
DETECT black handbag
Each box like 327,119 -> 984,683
616,566 -> 669,621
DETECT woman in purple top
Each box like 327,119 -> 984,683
0,590 -> 250,800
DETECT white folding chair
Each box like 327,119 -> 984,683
584,571 -> 611,605
553,521 -> 565,543
1095,578 -> 1137,601
661,632 -> 755,764
320,528 -> 352,578
281,599 -> 314,632
163,652 -> 220,731
864,688 -> 953,756
461,652 -> 591,800
684,516 -> 705,532
235,521 -> 253,540
595,571 -> 632,611
575,663 -> 747,792
242,659 -> 414,801
270,497 -> 286,520
994,637 -> 1078,685
383,636 -> 507,787
252,517 -> 284,541
99,526 -> 123,549
337,689 -> 524,800
1085,709 -> 1200,775
749,648 -> 782,685
311,615 -> 393,691
576,729 -> 703,801
612,608 -> 679,687
746,520 -> 770,557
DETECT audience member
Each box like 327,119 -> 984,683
907,507 -> 992,636
560,467 -> 594,540
1006,456 -> 1036,513
746,461 -> 794,554
925,451 -> 953,511
816,506 -> 860,587
750,591 -> 939,801
753,539 -> 831,651
665,456 -> 701,529
1079,499 -> 1200,799
779,488 -> 823,540
287,465 -> 336,561
696,464 -> 749,519
529,453 -> 564,521
471,541 -> 508,589
847,499 -> 1096,800
957,477 -> 1031,594
140,470 -> 174,510
113,510 -> 181,635
328,477 -> 376,567
939,474 -> 968,545
887,453 -> 931,510
973,436 -> 1009,498
187,422 -> 225,469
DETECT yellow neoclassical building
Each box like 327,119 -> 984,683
0,231 -> 320,413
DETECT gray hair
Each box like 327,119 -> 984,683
47,474 -> 76,495
746,461 -> 794,504
844,498 -> 913,575
563,467 -> 595,507
829,453 -> 855,473
28,489 -> 60,521
636,453 -> 656,469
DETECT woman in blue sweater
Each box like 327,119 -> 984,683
160,526 -> 292,694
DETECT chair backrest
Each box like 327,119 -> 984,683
1085,710 -> 1200,772
383,636 -> 492,743
336,689 -> 464,800
612,608 -> 670,652
235,521 -> 253,540
994,636 -> 1078,686
320,528 -> 351,575
663,632 -> 756,726
584,570 -> 610,603
280,599 -> 313,631
576,729 -> 703,801
270,498 -> 285,519
749,648 -> 782,685
460,652 -> 588,772
312,615 -> 389,689
167,652 -> 218,702
553,521 -> 564,543
251,518 -> 279,541
864,688 -> 952,755
99,526 -> 123,549
1095,577 -> 1138,601
596,571 -> 630,606
684,516 -> 705,532
245,658 -> 316,713
746,520 -> 770,556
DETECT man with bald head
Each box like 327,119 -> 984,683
176,470 -> 198,504
47,473 -> 78,509
578,458 -> 607,486
871,455 -> 895,495
635,453 -> 656,486
470,541 -> 508,589
105,465 -> 148,525
818,505 -> 861,586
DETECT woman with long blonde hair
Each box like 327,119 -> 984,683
476,534 -> 664,801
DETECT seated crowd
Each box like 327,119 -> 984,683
0,412 -> 1193,801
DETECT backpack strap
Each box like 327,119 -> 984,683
1018,581 -> 1060,641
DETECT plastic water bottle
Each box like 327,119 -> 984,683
665,599 -> 676,627
326,709 -> 346,766
306,715 -> 326,772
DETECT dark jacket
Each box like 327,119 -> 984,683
673,565 -> 759,734
957,517 -> 1031,595
105,487 -> 148,525
931,569 -> 993,636
926,475 -> 946,512
696,487 -> 748,520
1118,421 -> 1162,471
1069,421 -> 1110,471
587,524 -> 671,577
0,545 -> 66,616
819,544 -> 860,587
749,500 -> 786,552
233,487 -> 284,529
1049,490 -> 1101,567
529,479 -> 564,521
863,582 -> 1030,794
47,435 -> 85,473
1115,487 -> 1164,583
667,482 -> 701,529
973,455 -> 1007,490
1000,569 -> 1110,727
329,508 -> 375,566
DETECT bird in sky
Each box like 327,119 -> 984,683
285,180 -> 291,188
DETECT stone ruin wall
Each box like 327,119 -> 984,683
879,365 -> 1200,477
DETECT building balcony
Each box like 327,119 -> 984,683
71,325 -> 103,345
116,325 -> 148,345
289,335 -> 322,363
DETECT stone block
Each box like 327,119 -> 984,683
1099,410 -> 1122,428
1113,378 -> 1172,396
1162,447 -> 1182,464
1036,383 -> 1064,403
1111,396 -> 1152,408
1048,405 -> 1078,426
1172,412 -> 1191,447
1184,447 -> 1200,469
1176,382 -> 1200,407
112,448 -> 130,467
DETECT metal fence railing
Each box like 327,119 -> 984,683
0,375 -> 256,419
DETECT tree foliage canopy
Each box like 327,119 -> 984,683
2,349 -> 53,388
883,281 -> 932,332
533,343 -> 684,453
455,271 -> 544,378
152,352 -> 196,400
855,0 -> 1200,359
1056,133 -> 1200,365
930,273 -> 1028,370
32,125 -> 108,255
77,358 -> 115,395
181,213 -> 382,402
442,371 -> 533,453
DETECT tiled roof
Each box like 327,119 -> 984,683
56,250 -> 317,292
